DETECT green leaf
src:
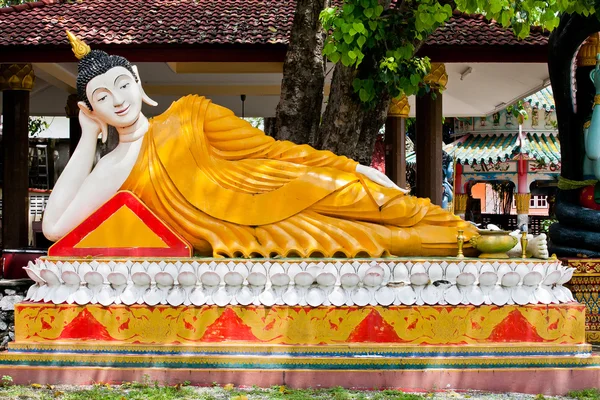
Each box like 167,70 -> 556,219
359,88 -> 370,102
489,0 -> 502,13
357,35 -> 366,48
353,22 -> 365,33
410,74 -> 421,86
501,11 -> 510,27
374,5 -> 383,16
368,20 -> 377,30
341,52 -> 352,66
435,11 -> 448,23
328,52 -> 340,64
348,50 -> 357,60
364,7 -> 373,18
323,42 -> 336,55
343,33 -> 353,44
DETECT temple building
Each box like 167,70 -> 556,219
430,88 -> 559,235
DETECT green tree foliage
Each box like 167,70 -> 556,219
321,0 -> 598,107
0,0 -> 28,6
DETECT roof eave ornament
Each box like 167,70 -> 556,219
66,30 -> 91,60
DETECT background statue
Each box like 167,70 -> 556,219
548,15 -> 600,257
442,152 -> 453,211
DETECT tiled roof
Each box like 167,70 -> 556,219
406,132 -> 561,166
0,0 -> 295,46
525,86 -> 555,109
426,11 -> 548,47
0,1 -> 548,48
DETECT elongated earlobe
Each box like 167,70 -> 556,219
132,65 -> 157,107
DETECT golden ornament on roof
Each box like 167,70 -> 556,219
66,30 -> 91,60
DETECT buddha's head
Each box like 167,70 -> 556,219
67,31 -> 156,135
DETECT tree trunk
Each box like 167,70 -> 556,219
274,0 -> 326,145
263,117 -> 277,137
317,63 -> 390,165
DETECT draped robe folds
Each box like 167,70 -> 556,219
121,95 -> 477,258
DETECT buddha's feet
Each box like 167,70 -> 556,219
548,190 -> 600,257
507,232 -> 549,259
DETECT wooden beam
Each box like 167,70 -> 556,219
32,63 -> 76,94
415,92 -> 443,205
144,84 -> 331,97
0,44 -> 547,64
0,45 -> 288,63
167,62 -> 283,74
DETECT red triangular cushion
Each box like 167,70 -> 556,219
48,191 -> 192,257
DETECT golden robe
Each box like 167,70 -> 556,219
121,95 -> 476,258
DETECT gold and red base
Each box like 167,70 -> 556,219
2,302 -> 599,394
14,302 -> 586,346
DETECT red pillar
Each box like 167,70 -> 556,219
516,156 -> 531,230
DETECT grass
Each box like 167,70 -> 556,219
0,380 -> 597,400
567,389 -> 600,400
0,382 -> 429,400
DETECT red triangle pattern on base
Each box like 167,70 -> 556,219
48,191 -> 192,258
488,309 -> 545,342
58,308 -> 115,341
199,308 -> 259,342
347,309 -> 403,343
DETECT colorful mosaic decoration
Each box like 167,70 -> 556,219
564,258 -> 600,343
2,351 -> 600,371
14,303 -> 586,346
567,258 -> 600,274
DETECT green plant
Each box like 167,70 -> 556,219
319,0 -> 596,108
541,218 -> 558,234
506,100 -> 529,124
0,375 -> 12,387
568,388 -> 600,400
28,116 -> 49,137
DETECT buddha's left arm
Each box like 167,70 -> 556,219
203,103 -> 358,173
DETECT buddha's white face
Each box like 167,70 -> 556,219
85,66 -> 142,128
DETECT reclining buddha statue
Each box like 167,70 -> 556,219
42,32 -> 481,258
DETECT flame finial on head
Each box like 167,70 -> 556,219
66,30 -> 91,60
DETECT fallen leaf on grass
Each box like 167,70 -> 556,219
224,383 -> 234,391
31,383 -> 42,389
